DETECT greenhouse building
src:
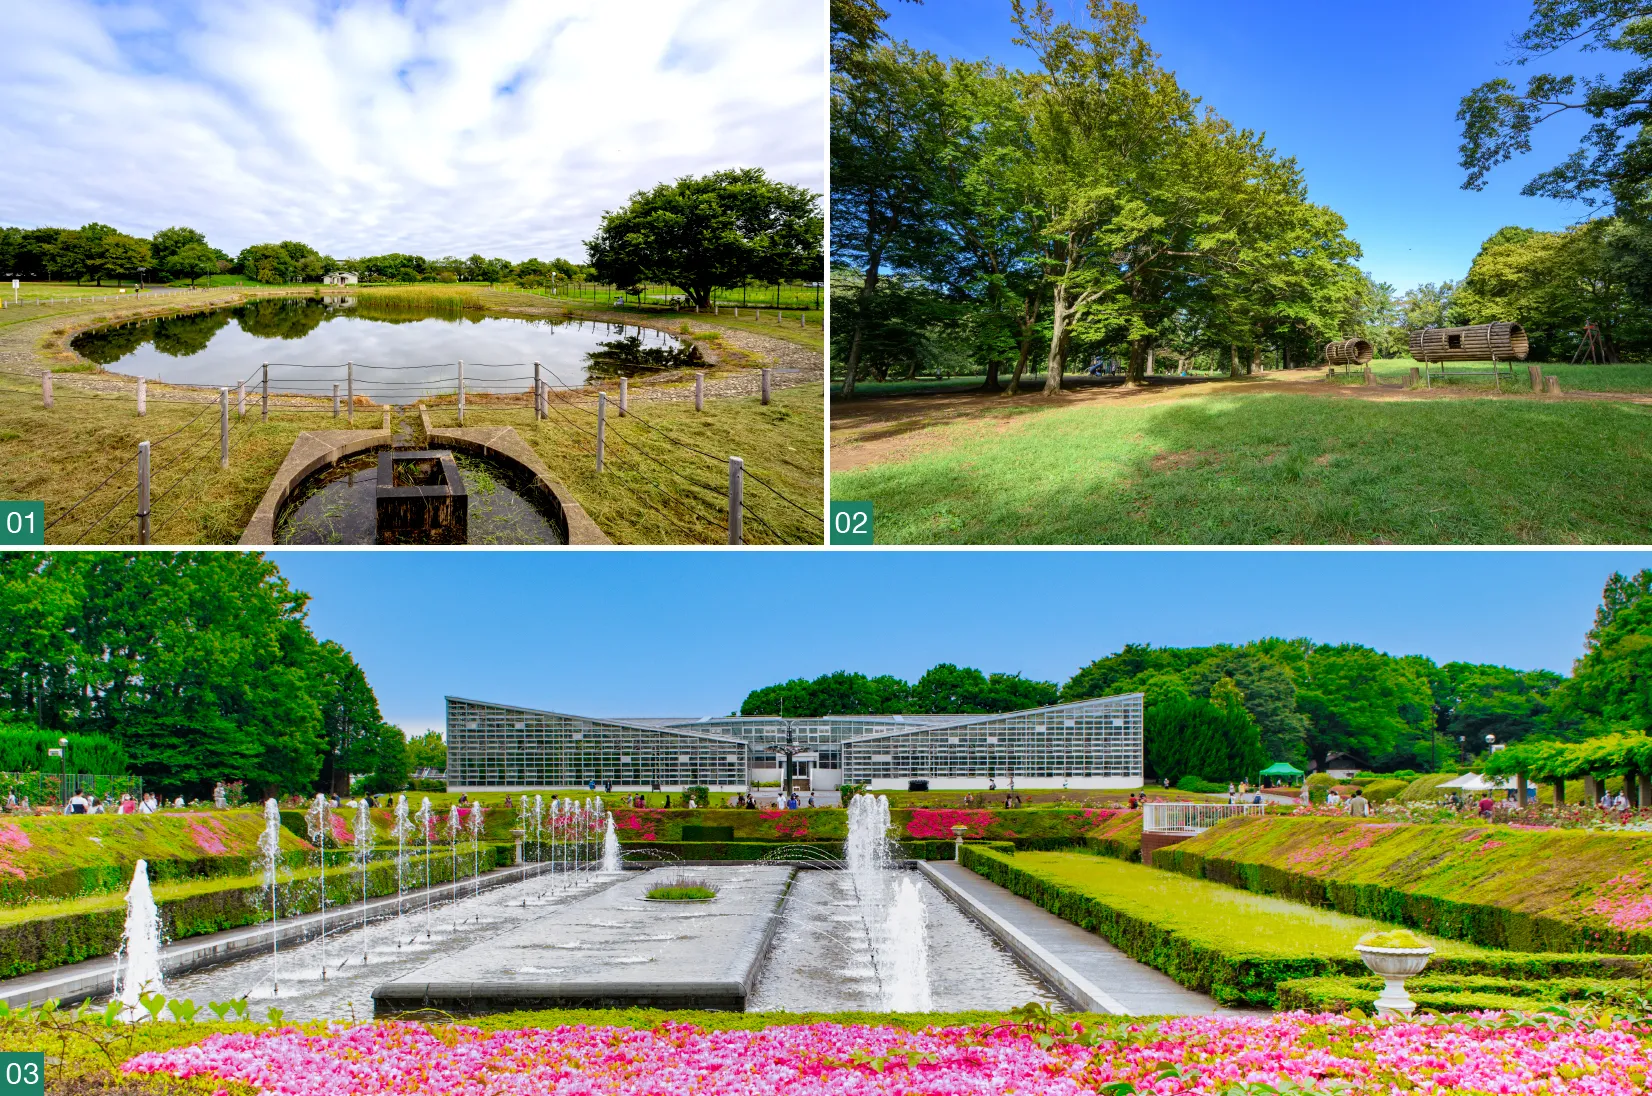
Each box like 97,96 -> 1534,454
444,693 -> 1144,792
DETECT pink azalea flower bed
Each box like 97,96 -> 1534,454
123,1012 -> 1652,1095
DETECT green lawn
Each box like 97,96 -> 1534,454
1342,357 -> 1652,394
833,391 -> 1652,543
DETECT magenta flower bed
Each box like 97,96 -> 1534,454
124,1013 -> 1652,1095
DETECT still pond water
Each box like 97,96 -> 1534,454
71,297 -> 680,405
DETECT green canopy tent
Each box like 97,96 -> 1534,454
1259,761 -> 1305,781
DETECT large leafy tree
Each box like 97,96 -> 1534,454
150,227 -> 208,273
1144,690 -> 1266,785
585,168 -> 821,308
1553,569 -> 1652,733
1458,1 -> 1652,218
0,553 -> 392,796
740,664 -> 1057,716
1294,643 -> 1435,769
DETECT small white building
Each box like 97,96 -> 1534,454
323,271 -> 358,286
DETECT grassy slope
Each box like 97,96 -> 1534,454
983,849 -> 1492,962
490,287 -> 824,351
450,381 -> 823,545
832,391 -> 1652,544
1161,815 -> 1652,948
0,813 -> 305,880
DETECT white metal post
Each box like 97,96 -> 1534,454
347,360 -> 354,424
332,383 -> 340,419
457,359 -> 465,426
237,380 -> 246,418
727,456 -> 743,545
41,370 -> 51,409
137,377 -> 147,417
534,362 -> 543,420
695,372 -> 704,412
619,377 -> 628,416
219,388 -> 229,468
137,441 -> 151,545
596,392 -> 606,472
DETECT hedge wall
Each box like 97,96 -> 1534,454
1274,974 -> 1652,1015
0,846 -> 499,981
608,839 -> 1010,862
1154,815 -> 1652,954
1083,811 -> 1143,861
957,847 -> 1645,1007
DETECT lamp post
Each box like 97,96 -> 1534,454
58,737 -> 67,805
1458,736 -> 1467,765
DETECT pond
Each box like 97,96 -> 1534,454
70,296 -> 682,404
276,448 -> 566,545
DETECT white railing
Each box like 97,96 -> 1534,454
1142,801 -> 1265,835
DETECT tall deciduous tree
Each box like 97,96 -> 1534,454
585,168 -> 821,308
1554,569 -> 1652,734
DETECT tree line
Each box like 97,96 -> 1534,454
1,167 -> 822,300
737,593 -> 1648,781
0,553 -> 409,798
832,0 -> 1370,395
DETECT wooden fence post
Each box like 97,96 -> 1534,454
695,372 -> 704,412
137,441 -> 151,545
41,370 -> 51,409
457,359 -> 465,426
261,363 -> 268,420
137,377 -> 147,417
219,388 -> 229,468
761,368 -> 771,405
596,392 -> 606,472
727,456 -> 743,545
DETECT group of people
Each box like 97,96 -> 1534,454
51,790 -> 177,814
1320,787 -> 1370,816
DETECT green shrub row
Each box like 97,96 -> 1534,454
1083,811 -> 1143,862
1275,974 -> 1652,1015
0,849 -> 313,906
0,846 -> 500,980
611,839 -> 1008,862
1154,816 -> 1652,954
957,847 -> 1647,1007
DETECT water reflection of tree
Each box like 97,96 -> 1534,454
233,298 -> 332,340
347,299 -> 478,326
71,323 -> 150,365
152,311 -> 233,357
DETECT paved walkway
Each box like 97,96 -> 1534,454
924,860 -> 1224,1016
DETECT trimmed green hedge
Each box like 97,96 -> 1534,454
611,839 -> 1008,862
1155,815 -> 1652,954
0,846 -> 498,980
1275,974 -> 1652,1014
1083,811 -> 1143,861
958,847 -> 1645,1007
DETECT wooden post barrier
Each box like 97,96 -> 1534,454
1529,364 -> 1543,392
761,368 -> 771,405
219,388 -> 229,469
41,370 -> 51,409
332,383 -> 340,419
457,359 -> 465,426
534,362 -> 543,420
596,392 -> 606,472
347,361 -> 354,425
727,456 -> 744,545
137,441 -> 151,546
1546,376 -> 1561,395
695,372 -> 704,412
261,363 -> 268,420
137,377 -> 147,417
237,380 -> 246,418
619,377 -> 628,416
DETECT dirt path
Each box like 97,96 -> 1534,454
830,368 -> 1649,473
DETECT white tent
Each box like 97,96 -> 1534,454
1436,772 -> 1516,792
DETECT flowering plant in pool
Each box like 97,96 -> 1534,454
645,877 -> 718,901
122,1011 -> 1652,1095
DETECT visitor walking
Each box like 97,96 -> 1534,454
138,793 -> 157,814
1325,789 -> 1341,809
1346,790 -> 1368,817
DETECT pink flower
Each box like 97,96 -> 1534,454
905,809 -> 994,840
188,822 -> 227,856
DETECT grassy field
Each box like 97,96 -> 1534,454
0,285 -> 823,545
832,390 -> 1652,543
442,383 -> 823,545
1335,357 -> 1652,394
497,286 -> 823,349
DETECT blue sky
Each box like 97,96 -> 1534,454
884,0 -> 1626,293
269,550 -> 1652,734
0,1 -> 825,262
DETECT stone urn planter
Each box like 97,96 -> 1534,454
1355,940 -> 1434,1017
951,824 -> 970,860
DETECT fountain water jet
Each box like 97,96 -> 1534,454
256,798 -> 283,994
602,815 -> 621,873
354,799 -> 373,963
416,797 -> 433,938
845,793 -> 930,1011
304,794 -> 330,979
393,795 -> 411,924
469,802 -> 486,899
446,804 -> 461,931
114,860 -> 164,1016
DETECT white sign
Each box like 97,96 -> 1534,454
46,748 -> 62,758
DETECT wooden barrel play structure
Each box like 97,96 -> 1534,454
1324,339 -> 1374,366
1408,322 -> 1528,362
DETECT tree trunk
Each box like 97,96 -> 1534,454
1228,345 -> 1244,378
1007,292 -> 1040,396
982,359 -> 1003,393
1251,347 -> 1263,375
1126,336 -> 1154,384
840,254 -> 882,400
1041,283 -> 1072,395
1552,778 -> 1564,807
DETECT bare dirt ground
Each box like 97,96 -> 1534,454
829,367 -> 1647,473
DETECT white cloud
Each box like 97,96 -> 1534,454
0,0 -> 825,261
